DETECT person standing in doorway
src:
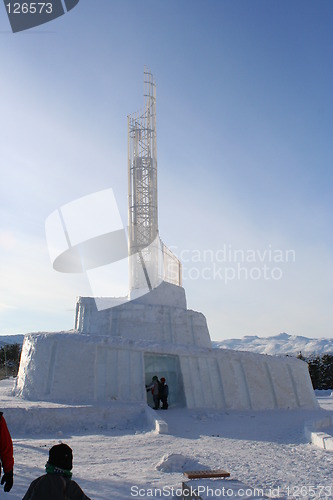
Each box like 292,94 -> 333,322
146,376 -> 160,409
159,377 -> 169,410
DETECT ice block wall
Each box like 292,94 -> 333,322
15,331 -> 318,410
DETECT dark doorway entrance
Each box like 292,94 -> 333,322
144,353 -> 185,407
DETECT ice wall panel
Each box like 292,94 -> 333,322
241,356 -> 276,410
117,350 -> 131,400
288,360 -> 318,408
95,346 -> 107,401
15,331 -> 318,410
198,357 -> 216,408
15,335 -> 56,400
265,359 -> 299,409
230,359 -> 252,410
129,350 -> 145,401
107,349 -> 119,400
179,357 -> 196,408
215,355 -> 238,409
208,359 -> 227,409
179,356 -> 205,408
51,339 -> 94,402
75,283 -> 212,348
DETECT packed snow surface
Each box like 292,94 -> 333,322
2,379 -> 333,499
213,333 -> 333,356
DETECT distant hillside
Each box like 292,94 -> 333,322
213,333 -> 333,356
0,335 -> 25,347
1,332 -> 332,357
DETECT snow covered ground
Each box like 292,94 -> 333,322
1,379 -> 333,499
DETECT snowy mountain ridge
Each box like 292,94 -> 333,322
213,332 -> 333,356
1,332 -> 333,357
0,334 -> 25,347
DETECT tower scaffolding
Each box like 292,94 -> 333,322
128,68 -> 182,293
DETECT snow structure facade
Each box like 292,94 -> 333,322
15,70 -> 317,411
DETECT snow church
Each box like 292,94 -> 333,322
15,71 -> 317,411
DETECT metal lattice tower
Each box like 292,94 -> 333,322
128,69 -> 182,293
128,69 -> 158,291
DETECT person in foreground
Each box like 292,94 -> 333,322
0,412 -> 14,493
23,443 -> 91,500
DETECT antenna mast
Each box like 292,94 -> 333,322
128,68 -> 158,292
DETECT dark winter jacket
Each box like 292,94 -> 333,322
22,473 -> 91,500
159,382 -> 168,398
0,412 -> 14,475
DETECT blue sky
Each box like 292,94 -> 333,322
0,0 -> 332,340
